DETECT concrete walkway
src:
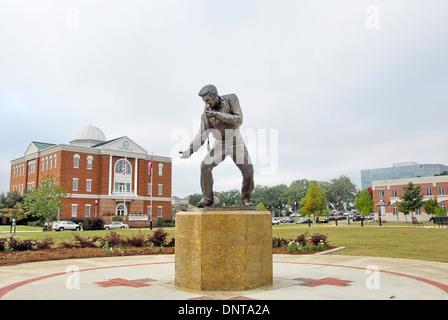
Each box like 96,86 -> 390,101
1,254 -> 447,300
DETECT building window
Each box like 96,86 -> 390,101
441,204 -> 447,211
86,179 -> 92,192
439,187 -> 445,195
113,159 -> 132,194
45,157 -> 48,170
114,182 -> 131,193
158,206 -> 162,218
115,159 -> 131,175
426,188 -> 432,196
72,204 -> 78,217
49,156 -> 53,169
147,206 -> 152,216
87,156 -> 93,170
393,205 -> 398,215
85,205 -> 91,218
392,189 -> 397,197
158,184 -> 163,195
54,155 -> 57,168
73,178 -> 79,191
148,183 -> 152,195
74,154 -> 80,168
41,159 -> 45,171
158,163 -> 163,176
379,190 -> 384,198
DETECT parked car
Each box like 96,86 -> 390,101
280,217 -> 294,224
272,218 -> 280,225
104,221 -> 129,230
296,218 -> 313,224
52,220 -> 81,231
315,217 -> 329,223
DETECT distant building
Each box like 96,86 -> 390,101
372,175 -> 448,222
361,162 -> 448,189
10,125 -> 172,227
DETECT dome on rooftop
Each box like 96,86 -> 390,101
70,125 -> 106,147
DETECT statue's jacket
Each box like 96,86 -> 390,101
190,94 -> 246,153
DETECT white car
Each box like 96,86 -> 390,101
272,218 -> 280,225
104,221 -> 129,230
52,221 -> 81,231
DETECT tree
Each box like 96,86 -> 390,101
283,179 -> 311,212
354,189 -> 374,218
400,182 -> 424,219
22,174 -> 69,229
299,181 -> 328,219
324,175 -> 358,211
422,198 -> 439,217
252,184 -> 287,216
0,191 -> 25,223
188,193 -> 202,206
398,202 -> 410,223
216,189 -> 242,206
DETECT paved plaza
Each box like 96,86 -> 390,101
1,253 -> 447,300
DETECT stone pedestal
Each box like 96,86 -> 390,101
175,208 -> 273,291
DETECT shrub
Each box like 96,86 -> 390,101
7,237 -> 35,251
294,232 -> 308,244
167,237 -> 175,247
272,237 -> 289,248
34,237 -> 55,250
310,233 -> 328,246
83,217 -> 105,230
0,238 -> 7,252
125,233 -> 147,247
59,240 -> 74,249
148,228 -> 168,247
72,233 -> 101,248
98,231 -> 124,247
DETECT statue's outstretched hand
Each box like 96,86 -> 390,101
179,150 -> 191,159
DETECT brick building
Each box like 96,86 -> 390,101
10,125 -> 172,227
372,176 -> 448,222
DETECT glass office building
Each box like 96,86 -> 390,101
361,162 -> 448,189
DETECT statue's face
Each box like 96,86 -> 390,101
202,94 -> 219,108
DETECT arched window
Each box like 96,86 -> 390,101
114,159 -> 132,194
73,154 -> 80,168
158,163 -> 164,176
115,159 -> 132,175
87,155 -> 93,170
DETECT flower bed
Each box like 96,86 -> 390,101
272,232 -> 332,254
0,231 -> 333,266
0,229 -> 175,266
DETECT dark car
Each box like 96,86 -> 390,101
296,218 -> 313,224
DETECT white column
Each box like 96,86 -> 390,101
108,155 -> 113,195
134,158 -> 139,196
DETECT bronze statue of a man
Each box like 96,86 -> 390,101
180,85 -> 254,207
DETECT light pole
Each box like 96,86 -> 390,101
376,200 -> 388,227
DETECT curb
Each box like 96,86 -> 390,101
313,246 -> 346,255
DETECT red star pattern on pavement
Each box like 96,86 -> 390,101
293,277 -> 353,288
95,278 -> 156,288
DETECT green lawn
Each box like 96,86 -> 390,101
1,223 -> 448,263
273,222 -> 448,263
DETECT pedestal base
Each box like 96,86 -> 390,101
175,209 -> 273,291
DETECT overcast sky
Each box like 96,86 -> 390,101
1,0 -> 448,198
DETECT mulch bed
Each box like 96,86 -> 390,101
0,246 -> 337,267
0,247 -> 175,266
